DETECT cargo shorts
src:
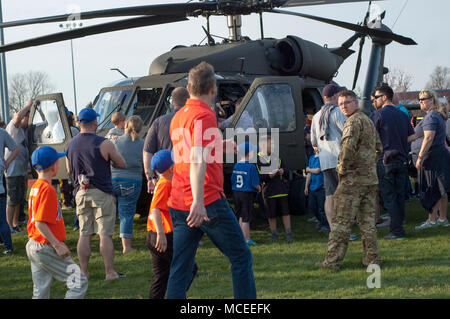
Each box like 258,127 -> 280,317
75,187 -> 116,237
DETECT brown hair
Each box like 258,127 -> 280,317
188,61 -> 216,96
111,112 -> 126,126
125,115 -> 143,141
171,87 -> 190,108
337,89 -> 358,100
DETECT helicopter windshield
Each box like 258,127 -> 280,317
236,83 -> 296,132
93,89 -> 132,130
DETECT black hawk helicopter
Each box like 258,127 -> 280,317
0,0 -> 416,213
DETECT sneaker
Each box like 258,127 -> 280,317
349,234 -> 358,241
307,216 -> 318,223
315,261 -> 340,270
380,214 -> 390,220
384,233 -> 406,240
10,226 -> 21,234
3,249 -> 13,255
247,239 -> 258,246
271,233 -> 278,243
376,219 -> 390,228
319,226 -> 330,232
285,232 -> 293,243
437,219 -> 450,227
415,219 -> 438,230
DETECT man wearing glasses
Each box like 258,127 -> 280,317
370,85 -> 416,240
316,90 -> 382,270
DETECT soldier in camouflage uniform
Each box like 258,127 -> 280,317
316,90 -> 382,270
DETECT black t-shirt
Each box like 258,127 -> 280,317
370,105 -> 414,165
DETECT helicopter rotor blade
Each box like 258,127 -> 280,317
280,0 -> 383,8
0,2 -> 217,29
352,35 -> 365,90
0,15 -> 187,53
270,9 -> 417,45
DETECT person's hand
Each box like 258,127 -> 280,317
155,233 -> 167,253
4,161 -> 10,172
416,158 -> 422,170
25,98 -> 34,109
53,242 -> 70,259
147,179 -> 156,194
338,174 -> 343,183
278,168 -> 284,175
304,187 -> 309,196
187,200 -> 210,228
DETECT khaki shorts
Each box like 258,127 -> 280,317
75,187 -> 116,237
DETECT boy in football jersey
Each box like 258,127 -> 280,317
26,146 -> 88,299
231,142 -> 261,246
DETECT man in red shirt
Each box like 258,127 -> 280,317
166,62 -> 256,299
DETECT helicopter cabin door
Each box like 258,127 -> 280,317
28,93 -> 72,179
226,76 -> 306,171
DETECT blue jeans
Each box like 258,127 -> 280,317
112,179 -> 142,238
308,187 -> 328,228
377,160 -> 408,237
0,195 -> 12,251
166,197 -> 256,299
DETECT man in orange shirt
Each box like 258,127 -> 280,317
167,62 -> 256,299
146,150 -> 197,299
26,146 -> 88,299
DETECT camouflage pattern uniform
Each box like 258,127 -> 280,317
321,109 -> 383,268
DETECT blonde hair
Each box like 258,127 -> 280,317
111,112 -> 126,126
125,115 -> 143,141
419,89 -> 447,120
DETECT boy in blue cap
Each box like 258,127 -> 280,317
231,142 -> 261,246
146,150 -> 197,298
26,146 -> 88,298
305,148 -> 329,232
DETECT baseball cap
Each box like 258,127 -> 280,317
151,150 -> 174,174
322,84 -> 345,98
31,146 -> 66,171
78,108 -> 100,124
237,142 -> 257,156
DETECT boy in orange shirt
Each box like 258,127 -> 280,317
146,150 -> 197,299
26,146 -> 88,299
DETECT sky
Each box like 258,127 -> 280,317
1,0 -> 449,114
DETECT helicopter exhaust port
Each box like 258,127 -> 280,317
267,36 -> 344,81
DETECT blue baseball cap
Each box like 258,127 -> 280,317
237,142 -> 257,156
151,150 -> 174,174
78,108 -> 100,123
31,146 -> 66,171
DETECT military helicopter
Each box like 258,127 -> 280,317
0,0 -> 415,212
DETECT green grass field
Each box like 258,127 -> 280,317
0,198 -> 449,299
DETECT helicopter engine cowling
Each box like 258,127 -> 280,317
267,35 -> 344,82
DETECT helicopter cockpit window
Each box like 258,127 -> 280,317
130,88 -> 163,124
32,100 -> 65,144
236,84 -> 296,132
94,89 -> 132,130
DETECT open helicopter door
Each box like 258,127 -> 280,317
225,76 -> 306,171
28,93 -> 72,179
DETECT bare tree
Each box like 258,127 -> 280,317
384,67 -> 414,94
8,70 -> 54,115
426,65 -> 450,90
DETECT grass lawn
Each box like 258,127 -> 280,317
0,198 -> 449,299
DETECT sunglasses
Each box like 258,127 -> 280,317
373,94 -> 385,100
418,97 -> 432,102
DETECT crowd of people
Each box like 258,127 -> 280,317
0,61 -> 449,299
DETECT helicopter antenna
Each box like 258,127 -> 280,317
392,0 -> 409,30
259,12 -> 264,39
